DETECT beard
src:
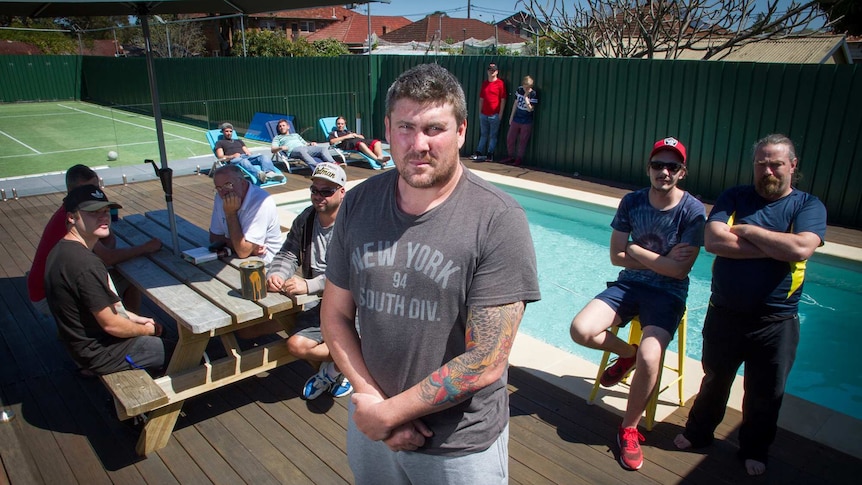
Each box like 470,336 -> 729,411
396,152 -> 459,189
755,174 -> 784,199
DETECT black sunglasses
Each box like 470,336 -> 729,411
310,187 -> 337,197
648,161 -> 683,173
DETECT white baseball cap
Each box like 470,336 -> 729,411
311,163 -> 346,186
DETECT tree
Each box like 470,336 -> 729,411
819,0 -> 862,35
0,17 -> 78,54
130,15 -> 206,58
244,31 -> 348,57
519,0 -> 832,59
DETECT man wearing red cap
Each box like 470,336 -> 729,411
569,137 -> 706,471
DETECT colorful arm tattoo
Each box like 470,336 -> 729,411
419,301 -> 524,406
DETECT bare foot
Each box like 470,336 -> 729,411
745,459 -> 766,476
673,433 -> 692,450
378,155 -> 391,163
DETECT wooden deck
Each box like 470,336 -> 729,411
0,163 -> 858,484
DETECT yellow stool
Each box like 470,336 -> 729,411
587,311 -> 687,431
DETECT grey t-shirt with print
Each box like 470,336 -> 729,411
326,167 -> 541,456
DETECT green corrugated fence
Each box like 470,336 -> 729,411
2,54 -> 860,228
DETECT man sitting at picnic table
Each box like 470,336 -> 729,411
45,185 -> 175,375
266,163 -> 353,400
215,122 -> 285,184
209,164 -> 284,266
28,164 -> 161,317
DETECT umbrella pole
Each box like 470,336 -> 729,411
140,11 -> 181,256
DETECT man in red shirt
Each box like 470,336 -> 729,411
28,165 -> 161,316
470,62 -> 506,162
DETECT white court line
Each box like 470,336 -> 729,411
89,104 -> 207,134
0,112 -> 78,119
0,129 -> 41,154
57,103 -> 207,145
0,139 -> 186,160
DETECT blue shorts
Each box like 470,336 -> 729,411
594,281 -> 685,338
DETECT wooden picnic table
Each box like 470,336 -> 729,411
106,209 -> 315,456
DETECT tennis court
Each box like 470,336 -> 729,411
0,101 -> 270,178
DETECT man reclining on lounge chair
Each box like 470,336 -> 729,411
215,122 -> 285,184
327,116 -> 390,165
271,118 -> 337,170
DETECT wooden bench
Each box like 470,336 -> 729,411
100,369 -> 168,420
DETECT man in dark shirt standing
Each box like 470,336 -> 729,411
674,134 -> 827,476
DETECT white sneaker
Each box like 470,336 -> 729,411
265,170 -> 285,182
302,363 -> 335,400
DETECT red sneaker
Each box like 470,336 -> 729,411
600,344 -> 637,387
617,426 -> 645,471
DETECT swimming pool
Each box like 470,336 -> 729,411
505,185 -> 862,421
277,185 -> 862,420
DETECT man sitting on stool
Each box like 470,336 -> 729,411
568,137 -> 706,471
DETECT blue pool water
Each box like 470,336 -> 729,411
506,186 -> 862,421
279,188 -> 862,419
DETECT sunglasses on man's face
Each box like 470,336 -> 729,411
310,187 -> 337,197
648,161 -> 683,174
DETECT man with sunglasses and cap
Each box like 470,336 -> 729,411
44,185 -> 175,375
266,162 -> 352,400
568,137 -> 706,471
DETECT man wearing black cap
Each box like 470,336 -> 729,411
45,185 -> 174,375
568,137 -> 706,471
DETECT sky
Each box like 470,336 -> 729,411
364,0 -> 803,22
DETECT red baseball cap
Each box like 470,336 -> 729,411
650,137 -> 687,165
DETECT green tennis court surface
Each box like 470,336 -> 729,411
0,101 -> 268,178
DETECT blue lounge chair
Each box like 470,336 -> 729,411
318,116 -> 393,170
264,119 -> 345,173
205,128 -> 286,188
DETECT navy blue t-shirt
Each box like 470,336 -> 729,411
708,186 -> 827,315
611,188 -> 706,302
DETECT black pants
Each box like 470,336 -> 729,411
683,305 -> 799,463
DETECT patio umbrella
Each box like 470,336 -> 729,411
2,0 -> 388,254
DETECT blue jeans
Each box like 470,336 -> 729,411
231,154 -> 278,175
478,113 -> 501,155
289,145 -> 336,169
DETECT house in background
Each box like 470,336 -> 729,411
304,11 -> 411,53
496,12 -> 543,41
674,35 -> 853,64
379,13 -> 525,54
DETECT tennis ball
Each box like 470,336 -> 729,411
107,150 -> 118,161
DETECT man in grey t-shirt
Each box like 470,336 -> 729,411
322,64 -> 540,484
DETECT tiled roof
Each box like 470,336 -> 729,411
381,14 -> 525,45
248,6 -> 356,21
306,14 -> 411,45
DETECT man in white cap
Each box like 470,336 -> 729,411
45,184 -> 174,375
267,162 -> 352,400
